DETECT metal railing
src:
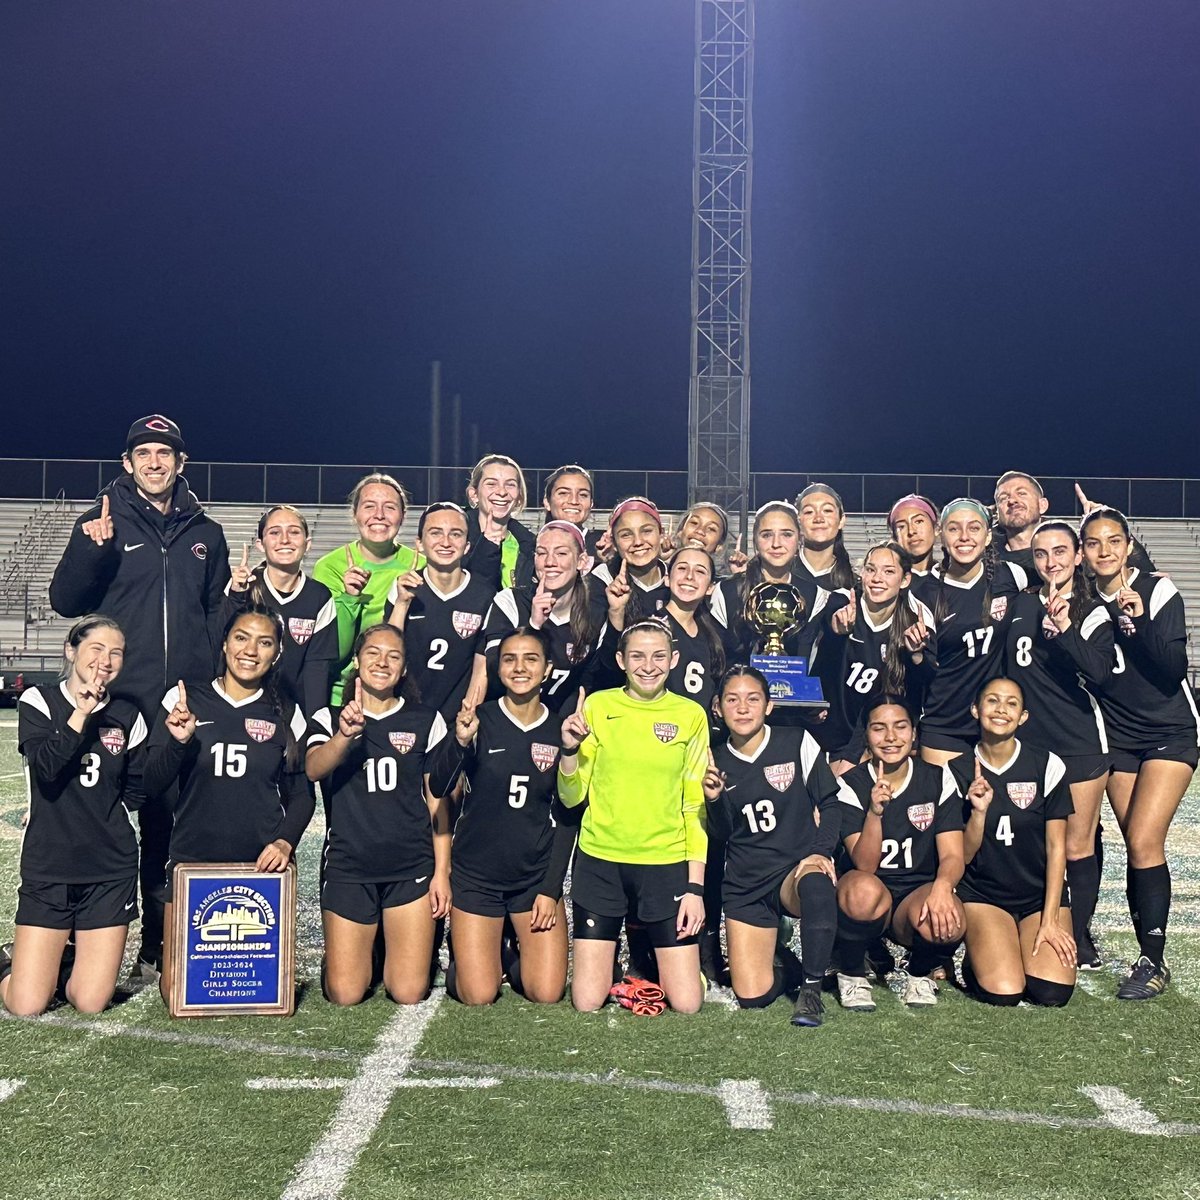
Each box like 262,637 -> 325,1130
3,458 -> 1200,519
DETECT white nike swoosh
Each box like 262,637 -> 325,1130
123,543 -> 144,552
1157,746 -> 1169,752
196,721 -> 215,727
724,784 -> 737,791
673,893 -> 685,902
415,876 -> 429,884
407,614 -> 425,620
1011,617 -> 1023,623
488,748 -> 505,754
124,901 -> 135,910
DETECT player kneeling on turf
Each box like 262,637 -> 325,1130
833,698 -> 965,1010
706,666 -> 840,1028
558,620 -> 710,1015
440,628 -> 576,1005
306,625 -> 453,1006
950,677 -> 1076,1007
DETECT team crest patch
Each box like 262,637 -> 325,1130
288,617 -> 316,645
907,802 -> 934,832
389,731 -> 416,754
531,742 -> 558,773
191,542 -> 208,561
990,596 -> 1008,621
100,727 -> 126,755
1117,613 -> 1136,638
1007,781 -> 1037,810
653,722 -> 679,744
452,610 -> 482,638
245,718 -> 276,742
764,762 -> 795,792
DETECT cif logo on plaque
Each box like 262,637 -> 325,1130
747,582 -> 825,707
170,863 -> 297,1017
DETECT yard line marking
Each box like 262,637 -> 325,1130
1081,1086 -> 1169,1136
0,1079 -> 26,1103
411,1058 -> 1200,1138
718,1079 -> 773,1130
248,1074 -> 498,1092
281,991 -> 443,1200
0,1010 -> 353,1062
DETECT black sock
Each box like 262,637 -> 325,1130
836,911 -> 887,976
1131,864 -> 1171,966
1126,863 -> 1142,943
907,933 -> 947,978
1066,856 -> 1100,948
797,872 -> 837,982
704,836 -> 726,929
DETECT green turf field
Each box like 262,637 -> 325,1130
1,714 -> 1199,1200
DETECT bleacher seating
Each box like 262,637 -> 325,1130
0,497 -> 1195,684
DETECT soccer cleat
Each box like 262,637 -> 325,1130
609,975 -> 667,1016
790,984 -> 825,1027
125,956 -> 161,990
1116,956 -> 1170,1001
836,973 -> 876,1012
901,973 -> 939,1007
1076,929 -> 1104,971
0,942 -> 12,986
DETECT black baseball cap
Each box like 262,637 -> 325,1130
126,415 -> 185,455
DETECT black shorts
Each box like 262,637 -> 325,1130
16,876 -> 138,931
882,880 -> 925,921
1110,742 -> 1199,774
723,865 -> 794,930
452,866 -> 546,919
1057,753 -> 1111,785
918,729 -> 974,756
570,851 -> 695,947
321,875 -> 430,925
957,879 -> 1070,924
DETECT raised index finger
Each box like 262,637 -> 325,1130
355,677 -> 362,706
345,543 -> 355,569
1074,482 -> 1088,508
100,494 -> 110,521
974,756 -> 982,780
177,680 -> 188,709
240,543 -> 249,568
575,687 -> 587,716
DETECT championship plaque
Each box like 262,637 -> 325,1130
169,863 -> 297,1018
747,581 -> 826,708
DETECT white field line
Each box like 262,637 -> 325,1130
1080,1085 -> 1169,1136
0,1078 -> 25,1103
248,1074 -> 498,1092
280,991 -> 443,1200
717,1079 -> 773,1129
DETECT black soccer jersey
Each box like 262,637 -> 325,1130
225,572 -> 338,717
307,699 -> 448,883
837,758 -> 963,894
951,741 -> 1073,912
919,561 -> 1025,741
590,560 -> 670,621
482,581 -> 604,713
791,549 -> 853,593
18,684 -> 147,884
144,680 -> 313,867
449,699 -> 575,896
710,725 -> 840,906
387,569 -> 495,720
810,592 -> 936,759
1094,570 -> 1199,751
1004,592 -> 1113,756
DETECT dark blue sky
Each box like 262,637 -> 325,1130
2,1 -> 1197,477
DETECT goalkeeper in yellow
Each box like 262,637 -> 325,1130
558,619 -> 710,1013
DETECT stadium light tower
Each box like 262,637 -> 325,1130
688,0 -> 754,530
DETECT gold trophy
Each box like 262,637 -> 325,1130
746,582 -> 824,706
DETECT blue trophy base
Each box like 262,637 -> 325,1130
751,655 -> 827,708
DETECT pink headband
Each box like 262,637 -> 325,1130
888,494 -> 938,530
609,497 -> 662,530
539,519 -> 587,553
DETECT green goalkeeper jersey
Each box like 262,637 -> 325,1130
558,686 -> 709,865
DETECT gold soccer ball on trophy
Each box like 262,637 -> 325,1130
746,581 -> 807,656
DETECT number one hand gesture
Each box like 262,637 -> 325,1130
967,756 -> 993,813
338,677 -> 366,739
82,494 -> 115,546
166,680 -> 196,743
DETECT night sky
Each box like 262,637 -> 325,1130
2,1 -> 1197,481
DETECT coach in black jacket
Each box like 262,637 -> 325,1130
49,415 -> 230,974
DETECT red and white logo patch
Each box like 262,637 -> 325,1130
389,731 -> 416,754
288,617 -> 316,645
653,722 -> 678,744
192,542 -> 208,561
764,762 -> 795,792
1117,613 -> 1136,638
452,610 -> 482,639
990,596 -> 1008,621
907,802 -> 935,832
531,742 -> 558,773
1041,614 -> 1059,639
100,727 -> 126,755
1007,781 -> 1038,810
245,718 -> 276,743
